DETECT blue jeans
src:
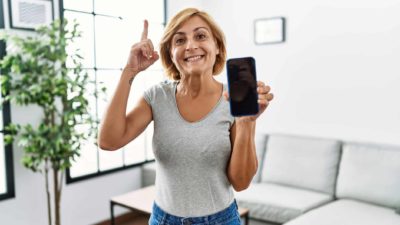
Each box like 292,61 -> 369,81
148,199 -> 241,225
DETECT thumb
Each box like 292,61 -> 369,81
149,51 -> 160,63
223,91 -> 229,101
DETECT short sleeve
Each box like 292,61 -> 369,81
143,80 -> 175,114
143,84 -> 157,107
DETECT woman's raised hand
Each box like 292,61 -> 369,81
125,20 -> 159,73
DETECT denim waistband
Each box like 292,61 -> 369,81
151,199 -> 239,225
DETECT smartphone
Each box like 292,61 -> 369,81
226,57 -> 259,116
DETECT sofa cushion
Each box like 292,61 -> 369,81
252,133 -> 268,183
260,134 -> 341,195
336,143 -> 400,209
285,199 -> 400,225
234,183 -> 333,223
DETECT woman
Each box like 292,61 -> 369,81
98,8 -> 274,225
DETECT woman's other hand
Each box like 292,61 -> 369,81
125,20 -> 159,73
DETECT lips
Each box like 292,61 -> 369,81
184,55 -> 204,62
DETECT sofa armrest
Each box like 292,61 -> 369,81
252,133 -> 268,183
141,161 -> 156,187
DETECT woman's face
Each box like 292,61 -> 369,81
170,16 -> 219,77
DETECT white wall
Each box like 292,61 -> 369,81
171,0 -> 400,146
0,0 -> 143,224
167,0 -> 204,17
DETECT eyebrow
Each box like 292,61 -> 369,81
173,27 -> 210,36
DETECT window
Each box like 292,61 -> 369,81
0,0 -> 16,200
62,0 -> 166,183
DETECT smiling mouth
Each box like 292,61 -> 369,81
184,55 -> 204,62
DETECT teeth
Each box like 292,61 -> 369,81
186,55 -> 202,62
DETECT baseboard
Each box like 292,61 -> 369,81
93,211 -> 149,225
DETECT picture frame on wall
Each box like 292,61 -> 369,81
254,17 -> 286,45
8,0 -> 54,31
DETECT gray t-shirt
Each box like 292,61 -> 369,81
143,80 -> 235,217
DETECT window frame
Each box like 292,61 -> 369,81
60,0 -> 165,184
0,0 -> 16,201
0,96 -> 15,201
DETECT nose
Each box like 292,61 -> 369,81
185,38 -> 198,51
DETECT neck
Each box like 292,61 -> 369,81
177,72 -> 220,98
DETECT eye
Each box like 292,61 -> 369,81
175,38 -> 185,45
196,33 -> 207,40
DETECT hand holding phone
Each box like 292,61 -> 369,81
226,57 -> 259,117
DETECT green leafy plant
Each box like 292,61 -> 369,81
0,19 -> 100,225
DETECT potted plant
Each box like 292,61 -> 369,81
0,19 -> 99,225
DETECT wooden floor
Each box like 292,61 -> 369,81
118,214 -> 149,225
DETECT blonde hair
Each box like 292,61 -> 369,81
159,8 -> 227,80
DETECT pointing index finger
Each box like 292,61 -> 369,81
141,20 -> 148,41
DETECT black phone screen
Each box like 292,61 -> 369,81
226,57 -> 259,116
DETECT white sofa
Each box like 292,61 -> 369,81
234,133 -> 400,225
141,133 -> 400,225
